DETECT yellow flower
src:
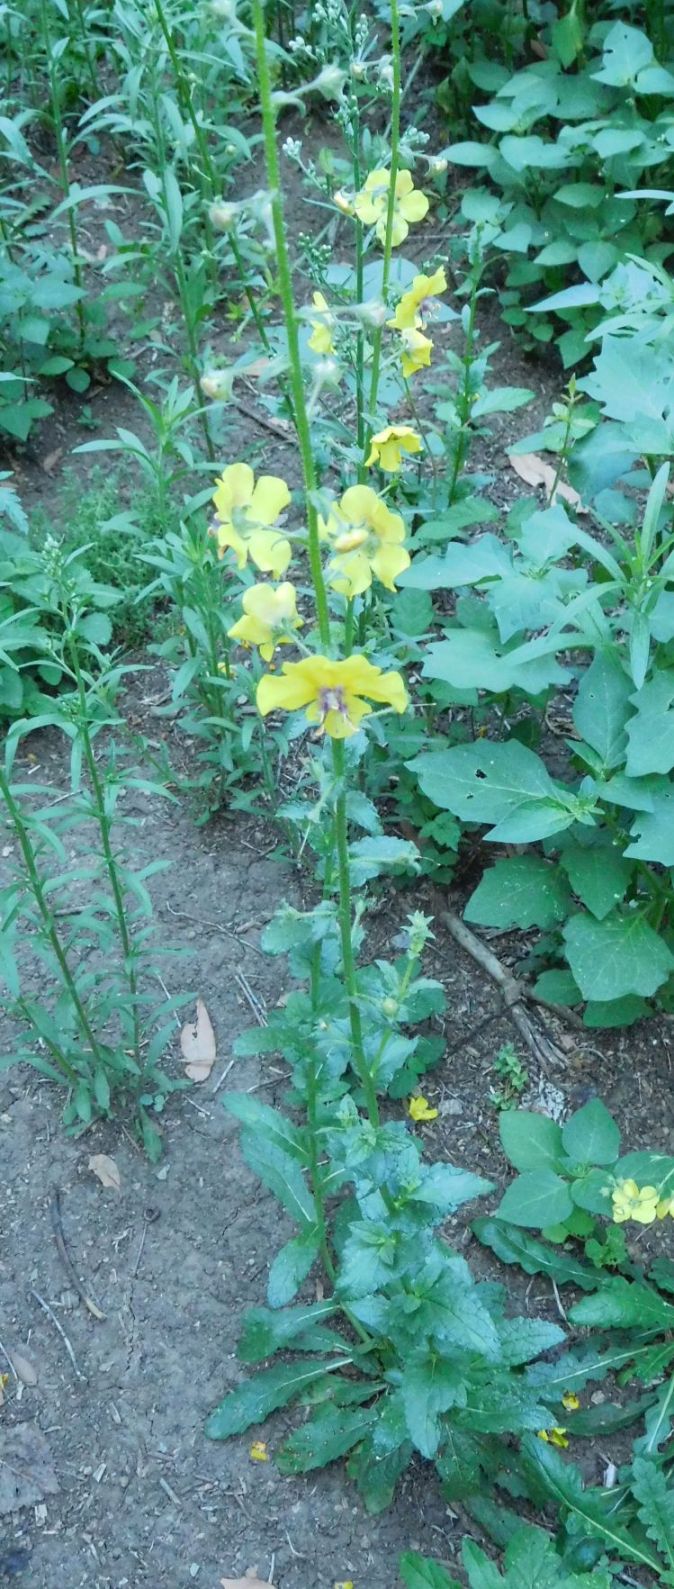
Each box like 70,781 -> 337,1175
212,463 -> 291,578
308,291 -> 335,355
256,653 -> 407,739
612,1179 -> 659,1225
321,485 -> 410,598
228,581 -> 302,662
658,1193 -> 674,1218
334,1582 -> 355,1588
366,424 -> 422,472
400,326 -> 433,379
538,1428 -> 569,1449
353,168 -> 429,247
388,267 -> 447,331
407,1094 -> 438,1122
249,1440 -> 269,1462
562,1391 -> 580,1412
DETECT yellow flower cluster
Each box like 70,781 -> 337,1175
612,1178 -> 674,1224
320,485 -> 410,597
388,266 -> 447,381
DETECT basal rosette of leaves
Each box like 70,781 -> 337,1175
439,19 -> 674,362
407,458 -> 674,1028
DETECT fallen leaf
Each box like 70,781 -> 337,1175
221,1577 -> 275,1589
41,448 -> 63,475
0,1424 -> 58,1515
180,998 -> 217,1082
88,1154 -> 121,1193
508,450 -> 586,513
10,1352 -> 37,1387
0,1373 -> 9,1406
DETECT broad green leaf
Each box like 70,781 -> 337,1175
471,387 -> 534,418
465,857 -> 570,931
473,1218 -> 599,1290
409,741 -> 572,833
496,1317 -> 564,1367
572,653 -> 632,769
240,1131 -> 316,1227
631,1456 -> 674,1575
533,970 -> 582,1006
267,1229 -> 321,1307
400,1552 -> 461,1589
348,1432 -> 411,1513
460,1540 -> 503,1589
237,1302 -> 340,1364
635,1376 -> 674,1456
583,996 -> 648,1028
224,1094 -> 306,1158
276,1401 -> 376,1474
559,839 -> 632,920
416,496 -> 500,545
206,1357 -> 349,1439
499,1111 -> 564,1173
401,1351 -> 468,1458
571,1279 -> 674,1332
402,534 -> 511,589
409,1162 -> 493,1213
520,1436 -> 661,1572
528,1341 -> 653,1397
420,630 -> 570,695
561,1098 -> 620,1166
592,21 -> 653,86
626,789 -> 674,865
497,1172 -> 574,1229
563,911 -> 674,1001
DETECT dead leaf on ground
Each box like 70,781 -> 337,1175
221,1577 -> 275,1589
9,1352 -> 38,1387
88,1153 -> 121,1193
508,450 -> 586,513
180,997 -> 217,1082
0,1424 -> 58,1516
41,448 -> 63,475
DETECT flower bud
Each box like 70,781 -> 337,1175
312,63 -> 347,101
382,997 -> 398,1018
350,59 -> 367,79
210,201 -> 236,231
200,369 -> 234,401
333,188 -> 354,215
428,155 -> 448,176
353,298 -> 387,328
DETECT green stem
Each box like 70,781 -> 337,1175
331,738 -> 378,1126
251,0 -> 330,647
174,251 -> 214,460
0,765 -> 104,1068
41,0 -> 85,349
72,0 -> 99,99
446,259 -> 482,504
307,946 -> 335,1282
69,638 -> 141,1068
363,0 -> 401,453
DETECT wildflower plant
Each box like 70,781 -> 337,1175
0,539 -> 188,1155
203,0 -> 581,1517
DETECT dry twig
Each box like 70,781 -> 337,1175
443,910 -> 571,1072
50,1189 -> 106,1321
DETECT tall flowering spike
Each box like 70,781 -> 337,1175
256,654 -> 407,738
353,168 -> 429,247
211,464 -> 291,578
388,266 -> 447,330
321,485 -> 410,597
227,581 -> 302,661
366,425 -> 422,472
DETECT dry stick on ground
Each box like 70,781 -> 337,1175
50,1189 -> 106,1321
29,1287 -> 85,1382
442,910 -> 576,1073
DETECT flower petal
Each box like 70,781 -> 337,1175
213,462 -> 254,517
247,528 -> 292,578
250,475 -> 291,525
400,190 -> 429,223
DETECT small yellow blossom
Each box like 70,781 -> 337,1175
256,654 -> 407,739
537,1427 -> 569,1448
333,188 -> 354,215
334,1582 -> 355,1588
658,1193 -> 674,1218
366,424 -> 422,472
400,326 -> 433,379
562,1391 -> 580,1412
353,168 -> 429,247
228,582 -> 302,662
388,267 -> 448,331
321,485 -> 410,598
249,1440 -> 269,1461
308,291 -> 335,356
212,463 -> 291,578
612,1179 -> 659,1225
0,1371 -> 9,1405
407,1094 -> 438,1122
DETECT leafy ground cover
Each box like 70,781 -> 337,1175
4,0 -> 674,1585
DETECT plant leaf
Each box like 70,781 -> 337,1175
206,1357 -> 350,1440
180,997 -> 216,1082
